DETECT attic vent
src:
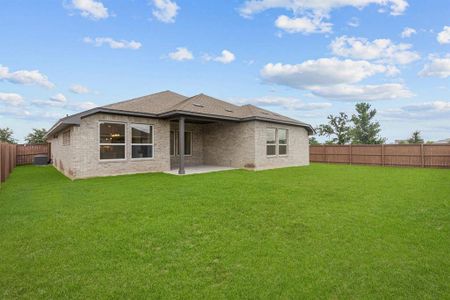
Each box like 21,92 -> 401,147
225,108 -> 233,112
192,103 -> 204,108
262,112 -> 270,115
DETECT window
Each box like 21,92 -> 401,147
266,128 -> 288,156
266,128 -> 276,156
170,131 -> 192,156
62,130 -> 70,146
99,122 -> 125,160
278,129 -> 288,155
131,124 -> 153,159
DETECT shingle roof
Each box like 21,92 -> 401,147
45,90 -> 314,138
103,90 -> 188,114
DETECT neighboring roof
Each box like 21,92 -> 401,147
45,90 -> 314,138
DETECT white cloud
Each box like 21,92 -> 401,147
204,50 -> 236,64
67,101 -> 97,111
32,98 -> 97,111
260,58 -> 414,101
380,101 -> 450,120
152,0 -> 179,23
330,36 -> 420,65
50,93 -> 67,103
402,101 -> 450,112
275,15 -> 332,34
437,26 -> 450,44
71,0 -> 109,20
419,54 -> 450,78
0,92 -> 24,106
238,96 -> 332,110
0,65 -> 54,88
347,17 -> 360,28
310,83 -> 414,100
70,84 -> 90,94
83,37 -> 142,50
401,27 -> 416,38
239,0 -> 408,17
168,47 -> 194,61
261,58 -> 397,88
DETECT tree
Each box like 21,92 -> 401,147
25,128 -> 47,144
309,136 -> 320,145
317,112 -> 351,144
0,127 -> 16,144
407,130 -> 424,144
350,103 -> 385,144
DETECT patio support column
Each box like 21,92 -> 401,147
178,116 -> 185,175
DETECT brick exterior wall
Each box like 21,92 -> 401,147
49,115 -> 309,179
203,121 -> 256,168
254,121 -> 309,170
48,126 -> 79,178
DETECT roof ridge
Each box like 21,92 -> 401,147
165,93 -> 202,111
102,90 -> 187,109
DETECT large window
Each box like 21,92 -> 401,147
266,128 -> 276,156
170,131 -> 192,156
99,122 -> 126,160
131,124 -> 153,159
278,129 -> 288,155
266,128 -> 288,156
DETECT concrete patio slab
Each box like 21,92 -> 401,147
164,165 -> 237,175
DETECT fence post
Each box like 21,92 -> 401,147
381,144 -> 385,166
421,144 -> 425,168
349,144 -> 352,165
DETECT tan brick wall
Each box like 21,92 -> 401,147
49,115 -> 309,179
49,126 -> 79,178
254,121 -> 309,170
203,121 -> 256,168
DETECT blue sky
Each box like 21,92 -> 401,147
0,0 -> 449,143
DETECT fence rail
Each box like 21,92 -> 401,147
0,143 -> 17,184
310,144 -> 450,168
16,144 -> 51,165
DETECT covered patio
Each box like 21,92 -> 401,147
167,115 -> 242,175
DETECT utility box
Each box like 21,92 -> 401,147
33,155 -> 48,166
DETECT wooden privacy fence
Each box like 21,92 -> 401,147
16,143 -> 51,165
310,144 -> 450,168
0,143 -> 17,184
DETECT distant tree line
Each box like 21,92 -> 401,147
309,102 -> 437,145
0,128 -> 47,144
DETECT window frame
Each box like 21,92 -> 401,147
277,128 -> 288,156
170,130 -> 193,157
98,121 -> 127,161
130,123 -> 154,160
266,127 -> 289,157
62,130 -> 70,146
266,127 -> 277,157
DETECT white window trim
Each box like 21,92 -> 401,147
98,121 -> 127,161
131,123 -> 154,160
278,128 -> 289,157
266,127 -> 289,157
266,127 -> 277,157
170,130 -> 193,157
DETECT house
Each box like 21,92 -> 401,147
45,91 -> 313,179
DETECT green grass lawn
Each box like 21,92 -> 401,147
0,164 -> 449,299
